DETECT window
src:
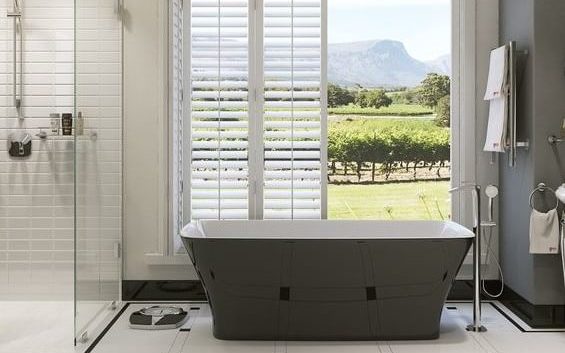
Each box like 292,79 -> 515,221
180,0 -> 326,223
326,0 -> 452,221
171,0 -> 480,240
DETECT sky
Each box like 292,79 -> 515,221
328,0 -> 451,61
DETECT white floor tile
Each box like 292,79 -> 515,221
0,301 -> 74,353
183,306 -> 275,353
286,341 -> 380,353
92,303 -> 194,353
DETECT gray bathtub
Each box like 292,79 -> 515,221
181,220 -> 473,341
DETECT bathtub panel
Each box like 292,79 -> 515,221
289,241 -> 366,287
287,301 -> 373,340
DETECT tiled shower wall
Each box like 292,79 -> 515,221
0,0 -> 122,300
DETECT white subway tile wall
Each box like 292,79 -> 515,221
0,0 -> 122,300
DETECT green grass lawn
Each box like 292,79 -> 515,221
328,180 -> 450,220
329,116 -> 444,133
328,103 -> 433,116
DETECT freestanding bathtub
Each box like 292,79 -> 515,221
181,220 -> 473,341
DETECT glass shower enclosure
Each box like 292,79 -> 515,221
0,0 -> 123,348
74,0 -> 123,344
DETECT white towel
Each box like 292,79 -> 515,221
483,45 -> 509,153
529,209 -> 560,254
484,45 -> 508,100
483,97 -> 508,152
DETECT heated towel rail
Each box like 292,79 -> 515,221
505,41 -> 529,167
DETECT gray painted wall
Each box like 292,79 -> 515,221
499,0 -> 565,305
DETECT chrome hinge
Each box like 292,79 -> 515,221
78,331 -> 89,344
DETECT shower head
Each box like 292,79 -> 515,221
485,185 -> 499,222
485,185 -> 499,199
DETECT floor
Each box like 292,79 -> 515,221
89,302 -> 565,353
0,301 -> 74,353
0,301 -> 115,353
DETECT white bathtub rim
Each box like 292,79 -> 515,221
181,220 -> 475,240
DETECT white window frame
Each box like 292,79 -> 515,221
161,0 -> 493,264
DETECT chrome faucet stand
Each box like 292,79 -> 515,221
449,184 -> 487,333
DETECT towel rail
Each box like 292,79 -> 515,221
505,41 -> 529,167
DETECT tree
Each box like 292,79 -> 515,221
435,95 -> 450,127
355,89 -> 393,109
328,83 -> 355,108
417,73 -> 450,109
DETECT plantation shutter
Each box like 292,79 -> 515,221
262,0 -> 324,219
186,0 -> 325,221
189,0 -> 250,220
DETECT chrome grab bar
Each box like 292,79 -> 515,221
6,2 -> 22,114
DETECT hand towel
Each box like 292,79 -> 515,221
529,208 -> 560,254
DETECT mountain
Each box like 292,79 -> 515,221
328,39 -> 450,88
426,54 -> 451,76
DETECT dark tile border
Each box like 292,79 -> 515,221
498,286 -> 565,329
446,279 -> 503,300
84,303 -> 130,353
122,280 -> 206,301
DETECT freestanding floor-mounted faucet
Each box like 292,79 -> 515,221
449,183 -> 487,333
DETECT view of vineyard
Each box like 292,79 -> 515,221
328,0 -> 451,220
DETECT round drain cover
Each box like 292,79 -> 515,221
129,305 -> 189,330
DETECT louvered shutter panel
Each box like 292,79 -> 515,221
263,0 -> 323,219
172,0 -> 184,249
190,0 -> 250,220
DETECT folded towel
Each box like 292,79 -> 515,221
484,45 -> 508,100
483,97 -> 508,152
530,209 -> 560,254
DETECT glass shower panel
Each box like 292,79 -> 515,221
74,0 -> 123,341
0,0 -> 76,349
